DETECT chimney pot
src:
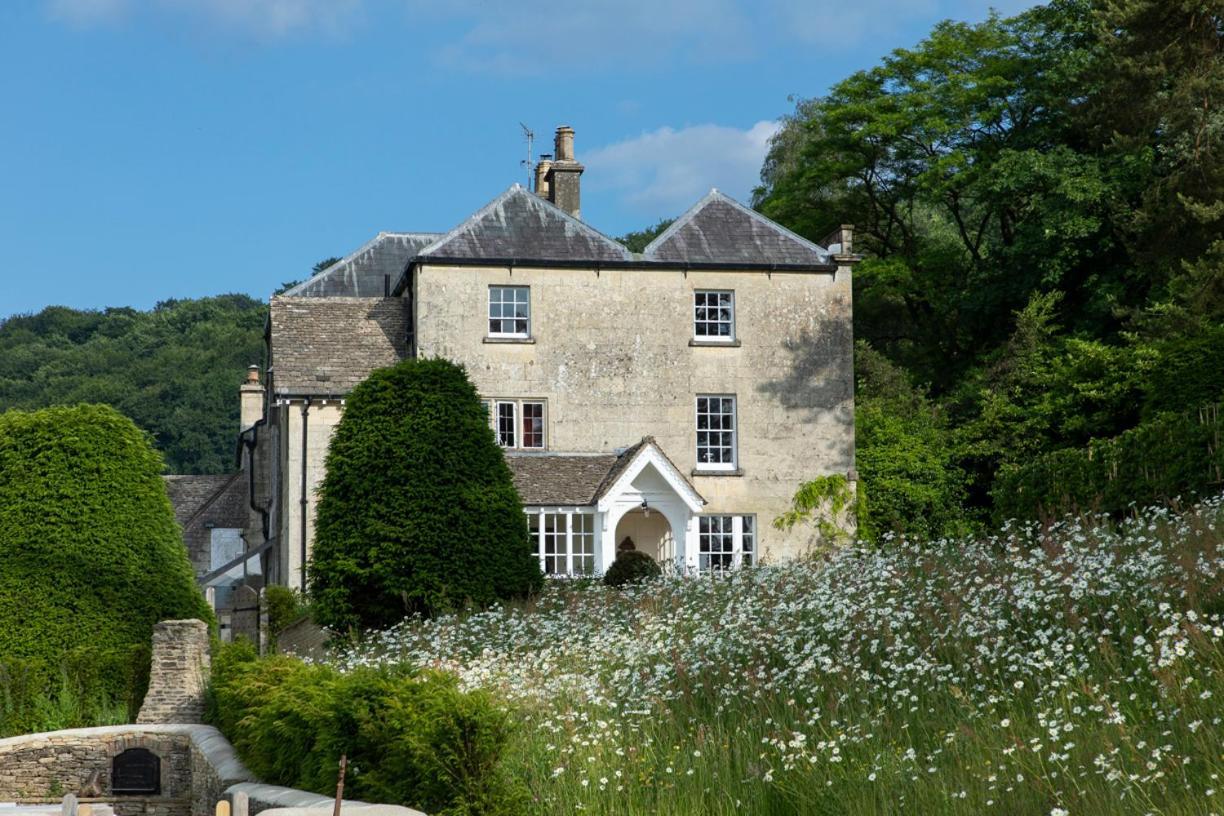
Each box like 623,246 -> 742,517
240,365 -> 265,431
534,157 -> 553,198
554,125 -> 575,161
547,125 -> 584,218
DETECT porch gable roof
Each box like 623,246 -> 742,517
594,437 -> 705,514
505,437 -> 703,510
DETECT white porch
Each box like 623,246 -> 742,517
521,439 -> 706,575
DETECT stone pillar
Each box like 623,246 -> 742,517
137,619 -> 211,724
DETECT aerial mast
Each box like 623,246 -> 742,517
519,123 -> 534,188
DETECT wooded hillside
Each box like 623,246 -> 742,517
0,295 -> 266,474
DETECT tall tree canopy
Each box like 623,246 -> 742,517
754,0 -> 1224,529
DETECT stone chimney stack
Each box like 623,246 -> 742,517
240,365 -> 264,431
546,125 -> 584,219
534,154 -> 553,199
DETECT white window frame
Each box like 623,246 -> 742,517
520,400 -> 546,449
484,397 -> 547,449
494,400 -> 517,448
695,394 -> 738,472
693,290 -> 735,342
526,508 -> 597,576
488,285 -> 531,339
698,514 -> 755,571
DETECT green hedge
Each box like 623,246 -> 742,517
208,642 -> 525,816
0,404 -> 211,734
309,358 -> 542,630
993,401 -> 1224,520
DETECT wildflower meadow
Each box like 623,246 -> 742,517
332,496 -> 1224,815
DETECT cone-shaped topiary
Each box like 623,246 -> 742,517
0,405 -> 211,686
309,358 -> 543,630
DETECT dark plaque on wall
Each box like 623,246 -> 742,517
111,747 -> 161,795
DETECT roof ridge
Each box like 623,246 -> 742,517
416,184 -> 633,262
711,189 -> 831,257
642,188 -> 830,261
641,188 -> 721,256
281,232 -> 442,297
281,233 -> 388,296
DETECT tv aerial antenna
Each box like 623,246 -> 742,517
519,123 -> 534,188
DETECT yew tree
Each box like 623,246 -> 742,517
308,358 -> 542,631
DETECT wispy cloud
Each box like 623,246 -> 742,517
585,121 -> 781,217
45,0 -> 1044,56
46,0 -> 362,37
413,0 -> 750,75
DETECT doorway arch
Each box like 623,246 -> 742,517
613,508 -> 673,565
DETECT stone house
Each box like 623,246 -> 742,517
225,125 -> 856,593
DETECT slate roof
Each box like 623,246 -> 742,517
284,232 -> 441,297
505,438 -> 701,506
269,297 -> 409,395
417,185 -> 633,264
644,189 -> 832,267
163,473 -> 245,528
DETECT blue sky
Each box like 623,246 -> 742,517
0,0 -> 1037,316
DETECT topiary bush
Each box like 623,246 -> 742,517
603,550 -> 662,588
208,641 -> 526,816
308,359 -> 542,630
0,404 -> 211,734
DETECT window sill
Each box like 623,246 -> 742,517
689,339 -> 741,348
691,468 -> 745,477
484,336 -> 536,345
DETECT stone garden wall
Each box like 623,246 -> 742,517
0,620 -> 424,816
0,725 -> 425,816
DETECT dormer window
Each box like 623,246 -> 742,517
694,290 -> 734,342
489,286 -> 530,338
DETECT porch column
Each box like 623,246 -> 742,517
598,510 -> 617,574
682,514 -> 700,573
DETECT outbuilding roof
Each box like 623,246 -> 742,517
284,232 -> 441,297
416,185 -> 634,264
269,296 -> 408,396
643,189 -> 832,266
163,474 -> 244,528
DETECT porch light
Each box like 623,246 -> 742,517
641,498 -> 650,518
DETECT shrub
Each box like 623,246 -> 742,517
264,585 -> 308,643
0,405 -> 211,734
603,550 -> 661,587
309,359 -> 542,630
208,642 -> 525,816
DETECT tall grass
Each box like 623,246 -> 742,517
332,497 -> 1224,815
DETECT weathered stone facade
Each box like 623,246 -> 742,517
136,621 -> 210,725
415,263 -> 854,562
243,127 -> 857,584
